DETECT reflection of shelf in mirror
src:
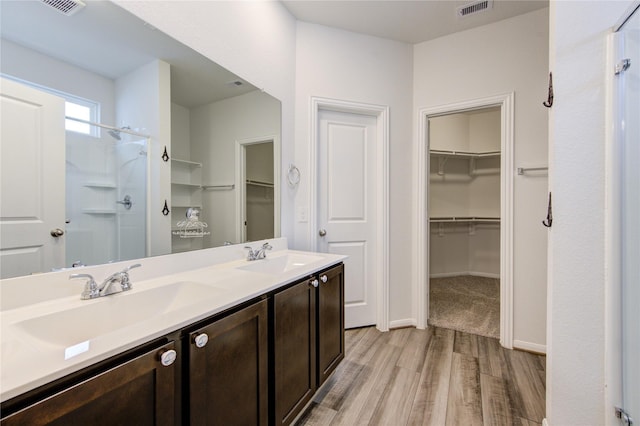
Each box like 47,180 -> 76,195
84,182 -> 117,189
171,182 -> 201,188
171,205 -> 202,209
171,158 -> 202,168
246,179 -> 274,188
82,209 -> 117,215
430,149 -> 500,159
202,184 -> 235,190
429,216 -> 500,223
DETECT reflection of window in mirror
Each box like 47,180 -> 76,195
65,97 -> 99,137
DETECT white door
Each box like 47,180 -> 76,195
317,109 -> 377,328
619,6 -> 639,424
0,78 -> 66,278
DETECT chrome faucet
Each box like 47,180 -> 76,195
70,263 -> 141,300
245,242 -> 273,261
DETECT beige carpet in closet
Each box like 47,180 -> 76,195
428,275 -> 500,338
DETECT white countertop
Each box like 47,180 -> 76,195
0,242 -> 346,402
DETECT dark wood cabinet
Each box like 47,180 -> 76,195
187,298 -> 269,426
317,264 -> 345,385
273,263 -> 345,425
1,262 -> 344,426
273,277 -> 318,426
1,341 -> 177,426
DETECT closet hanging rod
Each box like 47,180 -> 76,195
202,184 -> 235,190
246,179 -> 274,188
517,166 -> 548,175
429,216 -> 500,223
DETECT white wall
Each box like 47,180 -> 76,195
0,39 -> 116,126
547,1 -> 634,424
115,60 -> 171,257
190,90 -> 280,247
414,8 -> 549,349
114,0 -> 297,241
294,22 -> 414,325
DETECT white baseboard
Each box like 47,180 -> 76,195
513,339 -> 547,354
429,271 -> 500,279
542,418 -> 549,426
389,318 -> 416,329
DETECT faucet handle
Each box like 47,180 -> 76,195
119,263 -> 141,291
122,263 -> 142,273
245,246 -> 256,260
69,273 -> 99,300
262,242 -> 272,250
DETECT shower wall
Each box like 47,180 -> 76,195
65,129 -> 147,267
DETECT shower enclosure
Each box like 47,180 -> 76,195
65,119 -> 149,268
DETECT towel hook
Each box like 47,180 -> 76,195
542,192 -> 553,227
543,72 -> 554,108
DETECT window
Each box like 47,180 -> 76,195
64,97 -> 99,136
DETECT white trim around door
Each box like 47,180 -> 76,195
414,93 -> 515,349
309,97 -> 390,332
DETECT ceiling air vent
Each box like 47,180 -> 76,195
457,0 -> 493,18
40,0 -> 86,16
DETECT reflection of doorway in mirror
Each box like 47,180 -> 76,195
242,141 -> 274,242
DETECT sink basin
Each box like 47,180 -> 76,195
14,281 -> 225,348
237,253 -> 323,275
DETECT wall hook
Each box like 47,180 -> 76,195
542,192 -> 553,227
161,146 -> 170,162
543,72 -> 554,108
162,200 -> 170,216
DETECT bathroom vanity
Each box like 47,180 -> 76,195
0,240 -> 345,425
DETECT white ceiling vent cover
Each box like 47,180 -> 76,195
457,0 -> 493,18
40,0 -> 86,16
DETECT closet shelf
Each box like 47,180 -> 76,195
430,149 -> 500,159
171,158 -> 202,168
171,182 -> 201,188
429,216 -> 500,223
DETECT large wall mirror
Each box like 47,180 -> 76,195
0,0 -> 281,279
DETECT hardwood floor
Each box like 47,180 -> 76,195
296,327 -> 545,426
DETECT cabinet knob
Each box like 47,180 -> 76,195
320,275 -> 328,283
311,279 -> 319,288
158,349 -> 177,367
193,333 -> 209,348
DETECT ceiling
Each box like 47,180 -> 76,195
0,0 -> 257,108
281,0 -> 549,44
0,0 -> 549,108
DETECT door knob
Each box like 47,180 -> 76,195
50,228 -> 64,237
310,279 -> 319,288
318,229 -> 327,237
320,275 -> 328,283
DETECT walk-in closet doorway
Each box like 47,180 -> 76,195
414,93 -> 514,348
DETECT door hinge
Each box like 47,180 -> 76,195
615,58 -> 631,75
615,407 -> 633,426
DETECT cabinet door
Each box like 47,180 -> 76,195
274,278 -> 317,426
1,342 -> 177,426
188,298 -> 268,426
317,264 -> 345,385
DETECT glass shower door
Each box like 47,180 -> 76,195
618,4 -> 639,424
65,123 -> 148,267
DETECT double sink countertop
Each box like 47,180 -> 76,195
0,239 -> 346,402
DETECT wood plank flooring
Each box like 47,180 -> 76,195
296,327 -> 545,426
